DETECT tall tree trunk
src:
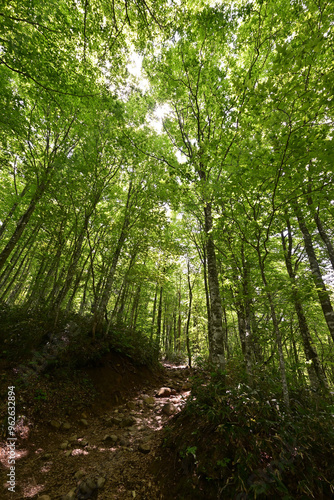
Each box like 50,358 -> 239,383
204,202 -> 225,371
0,183 -> 29,240
314,209 -> 334,271
185,260 -> 194,368
257,247 -> 290,409
0,180 -> 47,272
150,285 -> 158,342
295,208 -> 334,343
306,190 -> 334,271
281,224 -> 328,390
156,286 -> 163,354
92,182 -> 132,336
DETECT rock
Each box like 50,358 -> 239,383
74,470 -> 86,480
86,478 -> 97,490
103,434 -> 118,444
162,403 -> 177,416
65,450 -> 72,457
79,419 -> 88,427
60,441 -> 69,450
97,477 -> 106,489
69,435 -> 78,442
106,416 -> 122,426
138,443 -> 151,454
62,422 -> 71,430
142,395 -> 155,406
120,416 -> 136,428
156,387 -> 172,397
50,420 -> 61,430
63,489 -> 76,500
78,482 -> 91,495
79,439 -> 89,447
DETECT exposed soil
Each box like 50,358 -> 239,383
0,352 -> 192,499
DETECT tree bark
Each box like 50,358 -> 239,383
281,224 -> 328,390
0,181 -> 46,272
0,183 -> 29,240
257,248 -> 290,409
295,208 -> 334,343
204,202 -> 225,371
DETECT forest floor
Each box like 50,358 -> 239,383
0,352 -> 192,500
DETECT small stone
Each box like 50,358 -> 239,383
79,419 -> 88,427
62,422 -> 71,430
63,489 -> 76,500
65,450 -> 72,457
138,443 -> 151,454
156,387 -> 172,397
50,420 -> 61,430
162,403 -> 177,416
69,435 -> 78,442
74,470 -> 86,480
120,416 -> 136,428
107,416 -> 122,426
60,441 -> 69,450
103,434 -> 118,443
86,478 -> 97,490
142,395 -> 155,406
97,477 -> 106,489
79,482 -> 91,495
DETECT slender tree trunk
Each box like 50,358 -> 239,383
6,256 -> 32,305
150,285 -> 158,342
0,183 -> 30,240
281,225 -> 328,389
307,191 -> 334,271
177,287 -> 182,351
257,248 -> 290,409
0,223 -> 39,292
130,285 -> 141,329
156,286 -> 163,354
0,180 -> 47,272
186,261 -> 194,368
295,208 -> 334,343
204,202 -> 225,371
93,182 -> 133,336
202,244 -> 213,359
314,210 -> 334,271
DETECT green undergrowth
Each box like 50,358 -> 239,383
0,303 -> 159,374
160,367 -> 334,499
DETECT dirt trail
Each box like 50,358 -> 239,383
1,363 -> 191,499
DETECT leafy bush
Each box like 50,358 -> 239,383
164,368 -> 334,499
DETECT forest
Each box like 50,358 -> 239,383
0,0 -> 334,499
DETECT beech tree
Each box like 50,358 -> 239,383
0,0 -> 333,395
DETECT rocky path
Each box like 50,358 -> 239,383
1,363 -> 191,500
